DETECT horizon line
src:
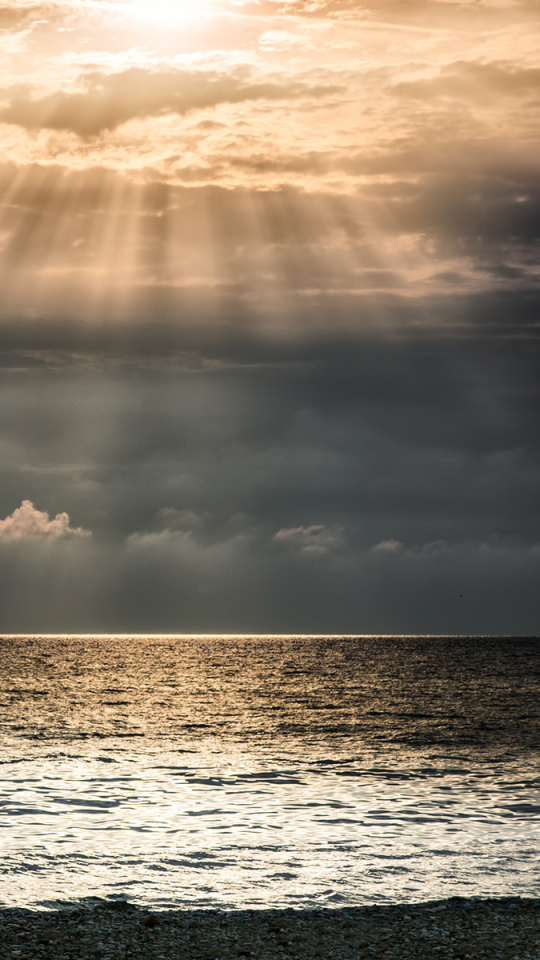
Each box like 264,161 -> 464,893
0,633 -> 533,639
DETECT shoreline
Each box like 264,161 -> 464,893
1,897 -> 539,959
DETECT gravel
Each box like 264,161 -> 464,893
0,898 -> 539,959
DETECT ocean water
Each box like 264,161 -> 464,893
0,634 -> 539,911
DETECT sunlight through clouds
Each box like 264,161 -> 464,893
0,0 -> 538,333
0,0 -> 539,629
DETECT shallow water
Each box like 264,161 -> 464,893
1,635 -> 539,909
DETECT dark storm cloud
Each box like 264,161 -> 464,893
0,312 -> 539,632
0,501 -> 540,634
0,68 -> 342,136
1,331 -> 540,535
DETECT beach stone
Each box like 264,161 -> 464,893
143,914 -> 160,928
103,900 -> 134,912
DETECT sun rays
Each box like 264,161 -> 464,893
0,0 -> 538,337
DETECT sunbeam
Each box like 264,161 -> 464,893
0,0 -> 538,634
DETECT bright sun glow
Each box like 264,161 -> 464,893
126,0 -> 210,24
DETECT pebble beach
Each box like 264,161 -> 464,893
1,899 -> 539,960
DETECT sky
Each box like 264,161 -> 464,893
0,0 -> 539,633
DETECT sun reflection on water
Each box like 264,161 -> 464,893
1,636 -> 540,908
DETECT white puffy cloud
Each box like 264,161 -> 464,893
0,499 -> 90,540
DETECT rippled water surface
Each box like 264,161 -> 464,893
1,635 -> 539,909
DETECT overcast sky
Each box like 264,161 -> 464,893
0,0 -> 539,633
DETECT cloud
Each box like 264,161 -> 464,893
0,0 -> 538,635
0,156 -> 537,345
0,499 -> 90,539
393,60 -> 540,101
274,524 -> 326,541
0,519 -> 539,633
372,538 -> 403,553
0,348 -> 538,632
0,3 -> 44,30
273,524 -> 343,555
0,67 -> 342,136
258,30 -> 312,50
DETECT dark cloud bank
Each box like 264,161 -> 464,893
0,325 -> 539,634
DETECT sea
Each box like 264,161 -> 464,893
1,635 -> 539,911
